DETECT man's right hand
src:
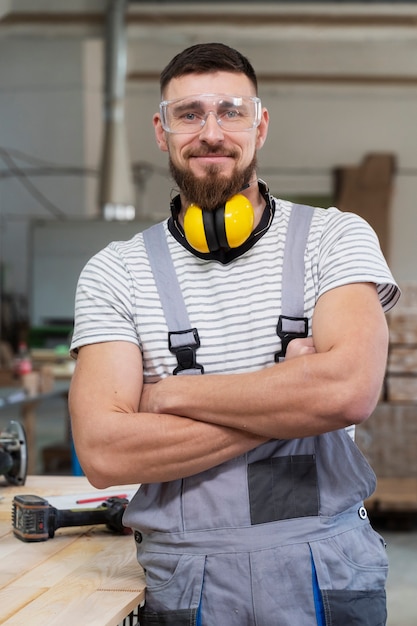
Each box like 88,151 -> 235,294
286,337 -> 316,359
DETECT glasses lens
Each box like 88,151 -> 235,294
160,94 -> 261,133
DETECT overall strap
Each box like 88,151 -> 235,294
275,204 -> 314,362
143,223 -> 203,375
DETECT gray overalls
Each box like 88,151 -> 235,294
124,205 -> 388,626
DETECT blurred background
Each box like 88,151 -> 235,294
0,2 -> 416,623
0,0 -> 417,337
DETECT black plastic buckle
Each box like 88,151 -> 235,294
168,328 -> 204,375
274,315 -> 309,362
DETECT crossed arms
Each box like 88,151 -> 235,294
69,282 -> 388,488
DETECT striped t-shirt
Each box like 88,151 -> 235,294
70,197 -> 399,380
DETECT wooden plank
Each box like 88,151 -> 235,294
386,376 -> 417,403
388,346 -> 417,373
0,587 -> 48,625
395,281 -> 417,308
366,478 -> 417,512
42,590 -> 141,626
356,403 -> 417,477
0,476 -> 144,626
388,309 -> 417,345
333,153 -> 395,261
0,532 -> 91,589
0,587 -> 141,626
0,534 -> 144,626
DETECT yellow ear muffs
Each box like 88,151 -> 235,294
223,194 -> 254,249
183,204 -> 211,253
183,194 -> 254,253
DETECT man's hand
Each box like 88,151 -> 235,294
139,382 -> 154,413
286,337 -> 316,359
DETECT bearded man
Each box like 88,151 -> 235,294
69,42 -> 399,626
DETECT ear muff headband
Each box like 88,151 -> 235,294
203,209 -> 222,253
183,193 -> 254,253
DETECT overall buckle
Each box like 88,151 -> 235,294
169,328 -> 204,375
275,315 -> 308,362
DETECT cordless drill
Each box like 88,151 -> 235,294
12,494 -> 131,542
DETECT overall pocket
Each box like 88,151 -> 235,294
248,454 -> 319,523
309,523 -> 388,625
138,552 -> 205,625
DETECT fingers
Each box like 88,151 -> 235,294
285,337 -> 316,360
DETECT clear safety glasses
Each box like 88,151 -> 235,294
159,93 -> 262,134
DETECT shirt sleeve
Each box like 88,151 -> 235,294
314,208 -> 400,312
70,243 -> 140,357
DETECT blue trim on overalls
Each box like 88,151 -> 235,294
311,552 -> 326,626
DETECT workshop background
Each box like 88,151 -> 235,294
0,2 -> 416,625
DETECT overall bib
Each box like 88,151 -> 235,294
124,206 -> 388,626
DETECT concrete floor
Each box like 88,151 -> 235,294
1,397 -> 416,625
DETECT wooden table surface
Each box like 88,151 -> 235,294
0,475 -> 145,626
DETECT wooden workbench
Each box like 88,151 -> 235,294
0,475 -> 145,625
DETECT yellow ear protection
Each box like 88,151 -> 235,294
183,194 -> 255,254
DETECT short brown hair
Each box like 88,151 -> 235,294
160,42 -> 258,96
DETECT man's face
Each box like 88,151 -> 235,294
154,71 -> 269,211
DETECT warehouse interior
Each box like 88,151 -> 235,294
0,2 -> 416,625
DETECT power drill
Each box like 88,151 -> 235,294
12,494 -> 131,542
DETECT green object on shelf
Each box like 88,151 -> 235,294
28,325 -> 73,349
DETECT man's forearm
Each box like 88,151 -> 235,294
70,341 -> 267,489
145,357 -> 336,439
74,408 -> 266,488
144,351 -> 383,440
144,285 -> 388,440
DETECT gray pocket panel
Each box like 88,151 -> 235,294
248,454 -> 319,524
139,607 -> 198,626
322,589 -> 387,626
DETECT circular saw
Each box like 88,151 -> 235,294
0,420 -> 28,485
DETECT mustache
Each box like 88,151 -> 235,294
184,146 -> 239,159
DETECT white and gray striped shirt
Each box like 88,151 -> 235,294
70,198 -> 399,381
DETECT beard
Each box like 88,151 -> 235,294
169,149 -> 258,212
